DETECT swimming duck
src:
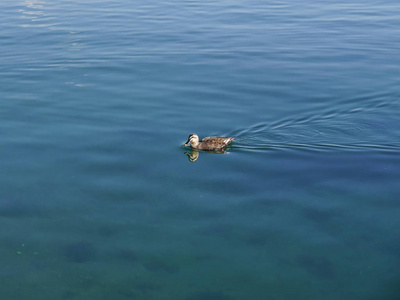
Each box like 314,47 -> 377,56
184,134 -> 235,151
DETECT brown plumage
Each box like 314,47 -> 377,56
184,134 -> 235,151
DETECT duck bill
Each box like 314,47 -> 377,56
184,139 -> 191,146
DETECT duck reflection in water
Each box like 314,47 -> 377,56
185,149 -> 229,162
185,150 -> 200,162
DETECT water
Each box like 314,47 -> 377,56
1,0 -> 400,299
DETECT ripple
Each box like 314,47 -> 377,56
234,140 -> 400,153
230,91 -> 400,153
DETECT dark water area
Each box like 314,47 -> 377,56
1,0 -> 400,299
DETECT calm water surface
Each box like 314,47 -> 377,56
1,0 -> 400,299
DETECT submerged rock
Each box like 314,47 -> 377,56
63,241 -> 96,263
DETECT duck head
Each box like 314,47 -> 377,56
184,133 -> 199,147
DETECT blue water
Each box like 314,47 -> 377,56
1,0 -> 400,299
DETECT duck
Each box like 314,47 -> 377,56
184,133 -> 235,151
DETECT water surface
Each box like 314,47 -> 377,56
1,0 -> 400,299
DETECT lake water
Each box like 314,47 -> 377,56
1,0 -> 400,299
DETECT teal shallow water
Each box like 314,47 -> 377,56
1,0 -> 400,299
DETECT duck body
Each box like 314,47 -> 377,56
184,134 -> 234,151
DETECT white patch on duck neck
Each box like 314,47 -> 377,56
190,138 -> 199,147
